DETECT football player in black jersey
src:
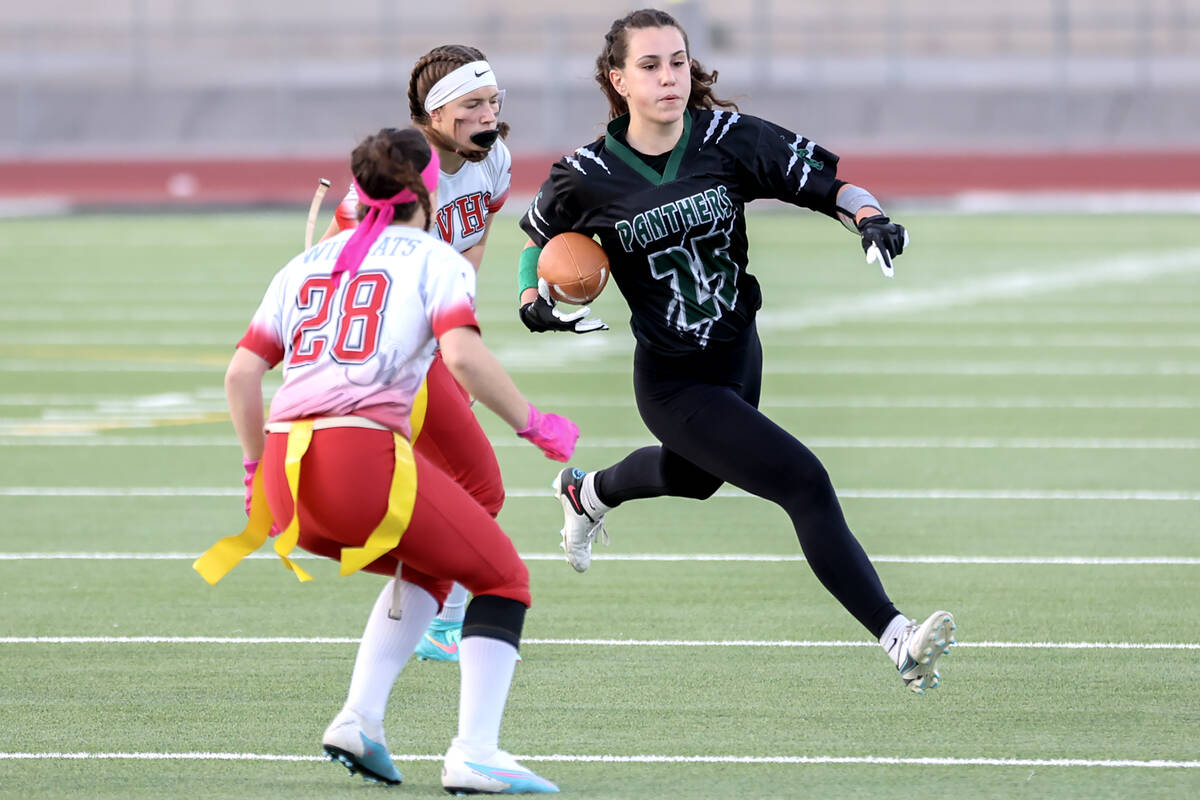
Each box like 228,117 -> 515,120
517,8 -> 955,694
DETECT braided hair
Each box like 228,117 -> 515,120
594,8 -> 737,121
351,127 -> 434,232
408,44 -> 510,163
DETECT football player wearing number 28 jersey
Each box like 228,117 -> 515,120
212,127 -> 568,792
518,8 -> 956,696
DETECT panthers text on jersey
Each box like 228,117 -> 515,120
520,109 -> 840,354
335,139 -> 512,253
237,226 -> 479,438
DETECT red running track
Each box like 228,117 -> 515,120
2,151 -> 1199,206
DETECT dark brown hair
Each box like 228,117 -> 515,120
408,44 -> 510,163
594,8 -> 737,121
351,127 -> 434,231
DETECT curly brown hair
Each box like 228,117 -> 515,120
408,44 -> 510,164
594,8 -> 737,121
351,127 -> 434,232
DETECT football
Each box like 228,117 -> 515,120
537,232 -> 610,305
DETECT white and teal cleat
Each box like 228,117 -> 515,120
442,743 -> 559,794
893,610 -> 956,694
321,708 -> 402,786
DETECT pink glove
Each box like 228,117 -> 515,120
516,404 -> 579,462
242,458 -> 258,516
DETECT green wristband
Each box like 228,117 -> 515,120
518,245 -> 543,294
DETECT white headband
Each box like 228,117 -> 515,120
423,60 -> 499,113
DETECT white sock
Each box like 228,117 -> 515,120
453,635 -> 520,756
344,578 -> 438,721
581,472 -> 612,518
879,613 -> 911,666
436,582 -> 469,624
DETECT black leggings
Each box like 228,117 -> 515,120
595,328 -> 899,638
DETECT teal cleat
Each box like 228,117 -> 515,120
416,618 -> 463,662
322,708 -> 402,785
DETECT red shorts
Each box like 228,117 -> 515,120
413,352 -> 505,518
262,426 -> 529,608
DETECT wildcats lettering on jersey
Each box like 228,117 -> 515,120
614,186 -> 734,253
435,191 -> 492,243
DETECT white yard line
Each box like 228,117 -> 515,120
3,332 -> 1199,348
756,247 -> 1200,329
7,359 -> 1200,375
1,636 -> 1196,650
1,393 -> 1198,410
2,553 -> 1197,565
766,333 -> 1200,348
4,487 -> 1197,500
877,309 -> 1200,324
0,751 -> 1194,769
1,434 -> 1197,450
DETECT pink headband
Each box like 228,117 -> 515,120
330,148 -> 441,287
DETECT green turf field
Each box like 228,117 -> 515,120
1,210 -> 1198,799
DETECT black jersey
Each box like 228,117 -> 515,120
520,108 -> 840,355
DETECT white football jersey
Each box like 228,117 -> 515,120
334,139 -> 512,254
237,226 -> 479,438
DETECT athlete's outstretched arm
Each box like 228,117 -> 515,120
835,183 -> 882,226
439,326 -> 529,430
440,325 -> 579,461
225,347 -> 270,462
835,183 -> 908,276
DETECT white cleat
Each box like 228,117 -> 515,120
891,610 -> 956,694
551,467 -> 608,573
441,743 -> 559,794
321,707 -> 402,785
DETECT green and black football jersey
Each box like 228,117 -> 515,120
520,108 -> 841,355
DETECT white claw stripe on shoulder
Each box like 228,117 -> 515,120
574,147 -> 610,174
701,109 -> 741,147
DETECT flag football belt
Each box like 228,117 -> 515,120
193,415 -> 418,586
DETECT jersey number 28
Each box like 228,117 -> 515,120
290,272 -> 391,366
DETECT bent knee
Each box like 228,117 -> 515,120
466,559 -> 530,608
477,483 -> 506,519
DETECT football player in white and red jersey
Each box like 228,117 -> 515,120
320,45 -> 527,661
211,127 -> 570,792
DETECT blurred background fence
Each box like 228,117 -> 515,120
2,0 -> 1198,208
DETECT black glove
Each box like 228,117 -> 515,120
519,278 -> 609,334
857,214 -> 909,276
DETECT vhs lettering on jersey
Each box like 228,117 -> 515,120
434,192 -> 491,243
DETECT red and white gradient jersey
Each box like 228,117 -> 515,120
237,226 -> 479,439
334,139 -> 512,254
